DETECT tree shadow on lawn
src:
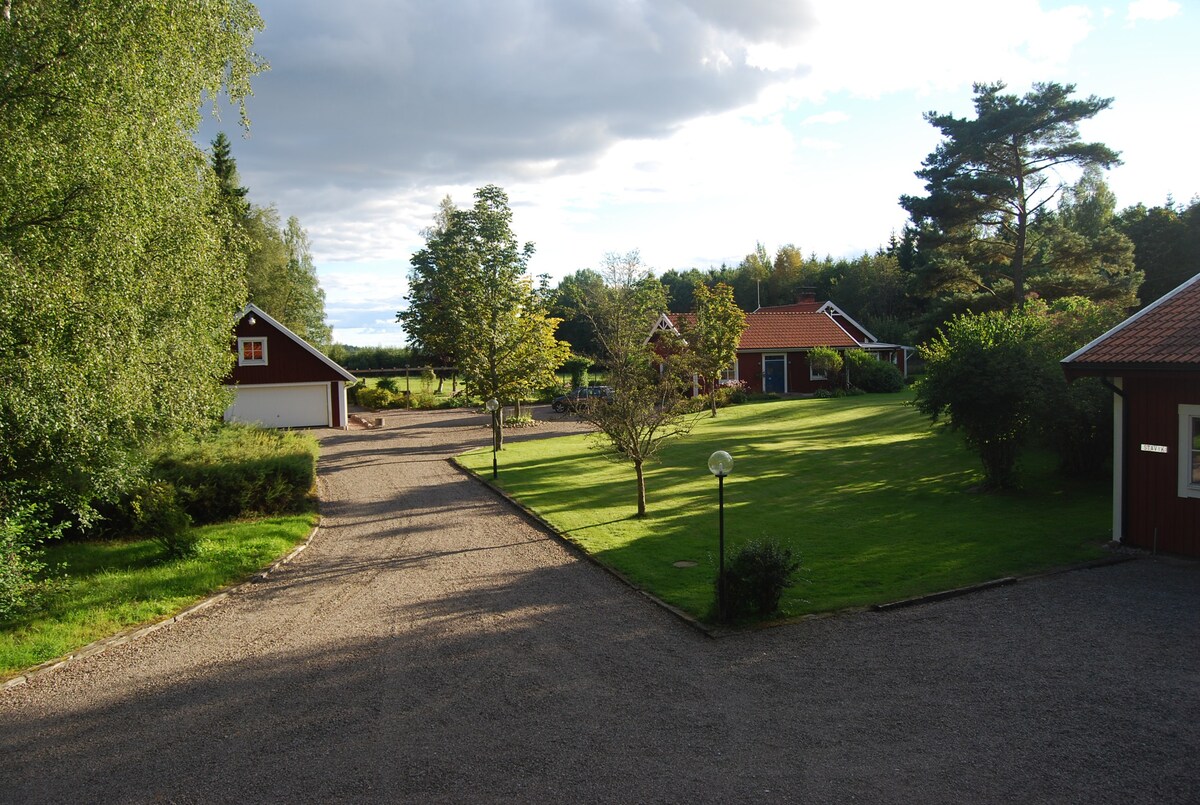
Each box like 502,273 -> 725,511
496,408 -> 1107,617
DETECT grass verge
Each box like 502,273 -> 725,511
0,513 -> 316,679
456,392 -> 1109,622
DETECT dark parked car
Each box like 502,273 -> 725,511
551,385 -> 613,413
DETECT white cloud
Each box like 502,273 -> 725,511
208,0 -> 1198,346
1126,0 -> 1182,24
801,111 -> 849,125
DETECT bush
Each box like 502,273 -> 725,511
808,346 -> 843,381
849,357 -> 904,393
150,425 -> 318,524
356,386 -> 395,409
502,413 -> 536,428
0,508 -> 56,621
376,376 -> 400,393
562,355 -> 592,390
718,538 -> 802,619
726,380 -> 750,404
127,480 -> 197,558
346,379 -> 367,405
406,391 -> 436,409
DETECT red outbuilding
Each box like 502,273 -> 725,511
224,303 -> 356,429
1061,273 -> 1200,557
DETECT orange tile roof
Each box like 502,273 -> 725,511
1064,273 -> 1200,372
667,310 -> 861,350
740,311 -> 860,349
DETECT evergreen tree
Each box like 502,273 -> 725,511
901,81 -> 1121,309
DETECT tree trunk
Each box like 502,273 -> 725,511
515,399 -> 522,419
634,460 -> 646,517
710,379 -> 718,417
1012,137 -> 1027,308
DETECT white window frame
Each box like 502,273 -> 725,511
1179,404 -> 1200,499
808,355 -> 827,381
238,337 -> 268,367
720,363 -> 738,384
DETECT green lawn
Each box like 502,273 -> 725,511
457,392 -> 1110,620
0,514 -> 315,678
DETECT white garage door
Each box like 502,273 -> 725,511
225,384 -> 330,428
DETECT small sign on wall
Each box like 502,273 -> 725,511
1140,443 -> 1169,454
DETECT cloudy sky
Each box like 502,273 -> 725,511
201,0 -> 1197,347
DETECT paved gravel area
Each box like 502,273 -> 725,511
2,405 -> 1198,803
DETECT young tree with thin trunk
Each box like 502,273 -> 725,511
678,282 -> 746,417
572,251 -> 696,517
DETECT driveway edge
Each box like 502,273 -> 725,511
449,457 -> 721,638
1,516 -> 323,692
453,456 -> 1143,634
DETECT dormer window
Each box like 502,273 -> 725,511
238,337 -> 268,366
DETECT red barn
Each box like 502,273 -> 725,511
657,293 -> 911,395
224,303 -> 355,429
1061,273 -> 1200,557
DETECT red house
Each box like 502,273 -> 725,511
1061,273 -> 1200,557
657,293 -> 911,395
224,303 -> 356,429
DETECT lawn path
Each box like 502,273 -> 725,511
1,405 -> 1198,803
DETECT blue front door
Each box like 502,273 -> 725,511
763,354 -> 786,393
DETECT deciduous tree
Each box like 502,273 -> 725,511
0,0 -> 264,519
572,252 -> 696,517
400,186 -> 569,436
678,282 -> 746,416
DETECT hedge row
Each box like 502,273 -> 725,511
148,425 -> 319,525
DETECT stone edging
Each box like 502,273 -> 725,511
448,457 -> 720,637
1,516 -> 323,692
451,456 -> 1141,635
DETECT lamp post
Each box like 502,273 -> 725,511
708,450 -> 733,622
485,398 -> 500,479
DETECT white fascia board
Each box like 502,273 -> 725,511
819,302 -> 878,343
645,312 -> 683,345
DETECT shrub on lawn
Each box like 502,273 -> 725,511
845,350 -> 904,393
0,508 -> 56,620
719,538 -> 802,618
126,480 -> 197,558
150,425 -> 318,524
726,381 -> 750,404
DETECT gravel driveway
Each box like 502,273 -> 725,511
2,405 -> 1198,803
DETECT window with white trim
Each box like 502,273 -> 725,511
720,363 -> 738,383
809,362 -> 827,381
238,337 -> 268,366
1179,404 -> 1200,499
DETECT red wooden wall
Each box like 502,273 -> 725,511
1122,373 -> 1200,556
